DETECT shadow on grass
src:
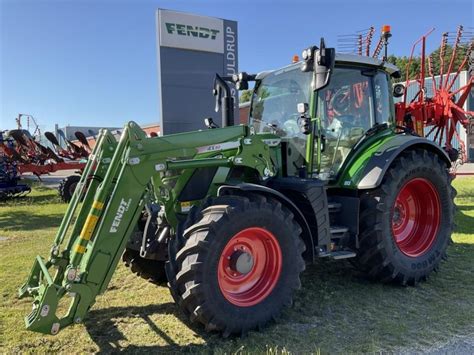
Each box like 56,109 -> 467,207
0,192 -> 61,207
455,205 -> 474,234
85,303 -> 212,353
0,210 -> 64,231
83,242 -> 474,353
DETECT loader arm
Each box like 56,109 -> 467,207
19,121 -> 278,335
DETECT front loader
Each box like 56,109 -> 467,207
20,37 -> 457,337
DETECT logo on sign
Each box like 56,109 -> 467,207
165,23 -> 220,40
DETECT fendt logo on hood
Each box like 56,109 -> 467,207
109,198 -> 132,233
165,22 -> 220,40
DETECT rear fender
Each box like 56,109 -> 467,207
338,135 -> 451,190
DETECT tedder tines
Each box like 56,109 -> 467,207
20,33 -> 465,337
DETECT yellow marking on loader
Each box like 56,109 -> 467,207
80,214 -> 99,241
181,201 -> 192,212
75,245 -> 87,254
92,201 -> 104,210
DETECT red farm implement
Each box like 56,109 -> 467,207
0,115 -> 91,200
339,25 -> 473,171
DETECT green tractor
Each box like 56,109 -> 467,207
19,39 -> 455,337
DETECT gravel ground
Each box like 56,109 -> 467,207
429,335 -> 474,354
21,169 -> 78,189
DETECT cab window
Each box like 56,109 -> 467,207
374,72 -> 391,123
316,67 -> 375,178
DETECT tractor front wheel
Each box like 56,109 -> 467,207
169,194 -> 305,336
356,149 -> 456,285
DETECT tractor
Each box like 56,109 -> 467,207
20,36 -> 460,337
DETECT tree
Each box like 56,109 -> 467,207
387,44 -> 471,82
240,89 -> 253,103
428,44 -> 470,78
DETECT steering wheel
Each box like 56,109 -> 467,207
282,113 -> 302,137
330,87 -> 351,116
335,115 -> 356,126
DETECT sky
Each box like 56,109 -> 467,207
1,0 -> 472,132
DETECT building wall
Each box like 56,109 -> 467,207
239,102 -> 250,124
67,123 -> 161,149
141,124 -> 161,137
56,125 -> 121,142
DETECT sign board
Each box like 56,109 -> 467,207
156,9 -> 238,135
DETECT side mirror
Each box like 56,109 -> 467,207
301,38 -> 335,91
314,38 -> 335,91
393,83 -> 405,98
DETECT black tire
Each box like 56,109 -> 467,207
122,249 -> 167,285
165,195 -> 239,309
168,194 -> 305,336
355,149 -> 456,285
123,208 -> 167,285
58,174 -> 81,203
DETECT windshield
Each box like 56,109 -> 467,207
250,66 -> 312,138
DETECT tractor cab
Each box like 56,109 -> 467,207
248,53 -> 398,180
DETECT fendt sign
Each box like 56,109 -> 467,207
156,9 -> 238,134
165,23 -> 220,40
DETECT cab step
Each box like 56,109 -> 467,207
330,250 -> 357,259
330,225 -> 349,235
328,202 -> 342,213
317,250 -> 356,259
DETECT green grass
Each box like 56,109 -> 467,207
1,179 -> 473,353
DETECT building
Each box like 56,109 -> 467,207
55,125 -> 121,143
49,123 -> 161,149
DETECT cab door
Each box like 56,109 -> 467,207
311,67 -> 390,179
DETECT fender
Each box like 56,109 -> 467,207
340,134 -> 451,190
217,183 -> 316,263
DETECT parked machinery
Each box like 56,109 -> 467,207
339,25 -> 473,168
0,131 -> 31,199
0,115 -> 89,201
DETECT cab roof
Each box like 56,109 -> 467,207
256,53 -> 399,80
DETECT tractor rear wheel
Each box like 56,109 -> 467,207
168,194 -> 305,336
355,149 -> 456,285
58,174 -> 81,203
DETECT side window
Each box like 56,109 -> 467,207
315,67 -> 375,178
373,72 -> 391,123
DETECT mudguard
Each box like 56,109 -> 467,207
218,183 -> 316,263
339,134 -> 451,190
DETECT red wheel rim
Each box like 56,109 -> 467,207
218,227 -> 282,307
391,178 -> 441,257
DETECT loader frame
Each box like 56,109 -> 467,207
19,122 -> 278,334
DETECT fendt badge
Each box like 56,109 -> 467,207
110,198 -> 132,233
